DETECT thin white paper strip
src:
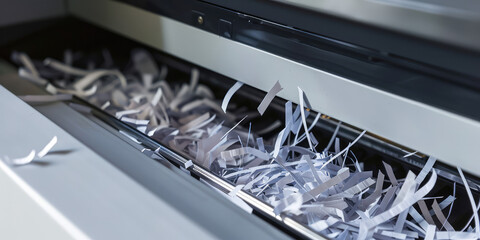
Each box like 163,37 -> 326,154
116,109 -> 142,119
121,117 -> 150,125
184,160 -> 193,169
383,162 -> 399,186
221,81 -> 243,113
257,80 -> 283,115
324,121 -> 342,152
151,87 -> 163,106
418,200 -> 435,225
318,130 -> 366,171
431,199 -> 454,231
9,150 -> 36,165
17,52 -> 40,77
457,167 -> 480,237
37,136 -> 58,158
18,68 -> 48,85
416,156 -> 436,184
403,151 -> 418,158
44,58 -> 90,76
298,87 -> 313,150
189,69 -> 199,94
424,224 -> 436,240
101,101 -> 110,110
221,115 -> 248,140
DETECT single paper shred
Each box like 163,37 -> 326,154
257,80 -> 283,115
18,68 -> 48,85
184,160 -> 193,169
425,224 -> 436,240
432,199 -> 454,232
14,49 -> 480,240
403,151 -> 418,158
221,81 -> 243,113
14,52 -> 40,77
8,150 -> 36,165
101,101 -> 110,110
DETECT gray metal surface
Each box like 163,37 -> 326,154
0,161 -> 73,240
69,0 -> 480,177
0,75 -> 291,240
277,0 -> 480,51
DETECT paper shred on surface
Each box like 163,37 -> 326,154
184,160 -> 193,169
5,136 -> 58,166
8,150 -> 36,166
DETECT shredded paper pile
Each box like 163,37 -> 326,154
12,49 -> 480,239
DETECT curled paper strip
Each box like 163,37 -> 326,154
9,150 -> 36,165
6,136 -> 58,165
221,81 -> 243,113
